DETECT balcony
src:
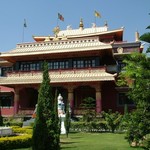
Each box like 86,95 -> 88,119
0,67 -> 116,85
106,65 -> 118,73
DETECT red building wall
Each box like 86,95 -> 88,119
102,82 -> 118,112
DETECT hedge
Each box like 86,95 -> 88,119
70,121 -> 108,132
12,126 -> 33,134
0,134 -> 32,150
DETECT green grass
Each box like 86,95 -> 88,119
60,132 -> 143,150
14,132 -> 143,150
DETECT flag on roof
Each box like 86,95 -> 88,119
58,13 -> 64,21
24,19 -> 27,27
94,10 -> 101,18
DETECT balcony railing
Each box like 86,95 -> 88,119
7,67 -> 106,78
0,66 -> 115,85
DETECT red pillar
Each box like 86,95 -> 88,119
14,89 -> 20,115
68,88 -> 74,115
96,86 -> 102,113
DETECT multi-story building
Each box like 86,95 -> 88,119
0,20 -> 143,117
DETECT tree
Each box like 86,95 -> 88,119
118,52 -> 150,110
32,61 -> 60,150
117,52 -> 150,146
102,110 -> 122,133
0,113 -> 3,126
140,13 -> 150,53
65,100 -> 71,138
81,97 -> 96,122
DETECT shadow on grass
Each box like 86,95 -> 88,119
71,136 -> 82,139
61,146 -> 77,149
61,142 -> 78,144
61,142 -> 78,149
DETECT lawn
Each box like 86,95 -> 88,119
60,132 -> 143,150
14,132 -> 144,150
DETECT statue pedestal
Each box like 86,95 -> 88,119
59,114 -> 66,134
0,127 -> 13,136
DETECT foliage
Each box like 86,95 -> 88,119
12,126 -> 32,134
119,106 -> 130,131
102,110 -> 122,133
70,121 -> 107,132
80,97 -> 96,122
125,108 -> 150,147
53,89 -> 60,145
32,61 -> 60,150
140,14 -> 150,53
65,100 -> 71,137
117,52 -> 150,147
143,134 -> 150,149
117,52 -> 150,110
140,32 -> 150,43
0,115 -> 3,126
0,134 -> 32,150
3,117 -> 23,127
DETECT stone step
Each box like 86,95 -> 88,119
23,118 -> 35,126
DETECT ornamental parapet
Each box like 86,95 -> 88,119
0,67 -> 116,85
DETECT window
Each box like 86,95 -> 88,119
0,94 -> 14,107
73,58 -> 97,69
92,60 -> 96,67
54,62 -> 59,69
30,63 -> 36,70
65,61 -> 69,69
73,60 -> 77,68
1,67 -> 13,76
60,61 -> 65,69
77,60 -> 84,68
48,62 -> 53,69
118,93 -> 134,106
20,62 -> 40,71
85,60 -> 91,67
118,60 -> 126,72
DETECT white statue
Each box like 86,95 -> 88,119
32,104 -> 38,118
57,93 -> 66,134
57,93 -> 65,114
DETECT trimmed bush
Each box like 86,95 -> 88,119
3,117 -> 23,127
12,126 -> 32,134
102,110 -> 122,133
0,134 -> 32,150
70,121 -> 108,132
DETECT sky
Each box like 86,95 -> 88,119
0,0 -> 149,52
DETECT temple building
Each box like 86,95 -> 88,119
0,19 -> 143,117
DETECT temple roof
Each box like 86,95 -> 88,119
57,26 -> 108,37
0,25 -> 124,61
0,86 -> 14,92
33,26 -> 123,42
0,38 -> 112,58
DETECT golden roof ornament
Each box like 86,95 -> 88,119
79,18 -> 84,30
53,26 -> 60,36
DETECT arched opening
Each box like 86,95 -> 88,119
19,87 -> 38,109
74,86 -> 95,108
